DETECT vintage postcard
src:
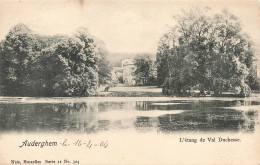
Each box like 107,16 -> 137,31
0,0 -> 259,164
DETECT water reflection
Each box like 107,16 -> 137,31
0,98 -> 259,133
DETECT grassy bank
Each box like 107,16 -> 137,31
98,86 -> 165,97
97,85 -> 260,97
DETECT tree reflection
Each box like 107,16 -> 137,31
0,99 -> 258,133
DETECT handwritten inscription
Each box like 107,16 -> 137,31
61,139 -> 109,149
18,139 -> 109,149
15,139 -> 109,164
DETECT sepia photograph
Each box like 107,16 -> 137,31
0,0 -> 259,164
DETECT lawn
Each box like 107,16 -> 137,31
98,85 -> 165,97
97,85 -> 260,97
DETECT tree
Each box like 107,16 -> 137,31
246,68 -> 259,90
134,54 -> 156,85
156,33 -> 171,87
209,10 -> 253,95
44,29 -> 100,97
95,40 -> 112,85
157,8 -> 255,96
0,24 -> 108,96
74,27 -> 99,95
0,24 -> 37,95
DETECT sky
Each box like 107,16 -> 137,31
0,0 -> 259,57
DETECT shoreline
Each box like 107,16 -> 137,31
0,86 -> 260,98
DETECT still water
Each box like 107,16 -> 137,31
0,97 -> 259,134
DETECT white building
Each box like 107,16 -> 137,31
122,59 -> 136,85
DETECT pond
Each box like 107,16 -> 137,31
0,97 -> 259,134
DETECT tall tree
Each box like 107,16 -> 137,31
134,54 -> 156,85
157,9 -> 255,96
0,24 -> 36,95
74,27 -> 99,95
95,40 -> 112,85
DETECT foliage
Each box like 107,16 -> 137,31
95,40 -> 112,85
0,24 -> 36,95
133,54 -> 157,85
157,9 -> 256,96
0,24 -> 110,96
246,67 -> 259,90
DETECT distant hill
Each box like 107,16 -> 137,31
108,53 -> 136,67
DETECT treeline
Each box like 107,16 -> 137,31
0,24 -> 112,96
157,9 -> 259,96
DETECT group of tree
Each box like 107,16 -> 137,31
0,24 -> 112,96
157,8 -> 259,96
133,54 -> 157,86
